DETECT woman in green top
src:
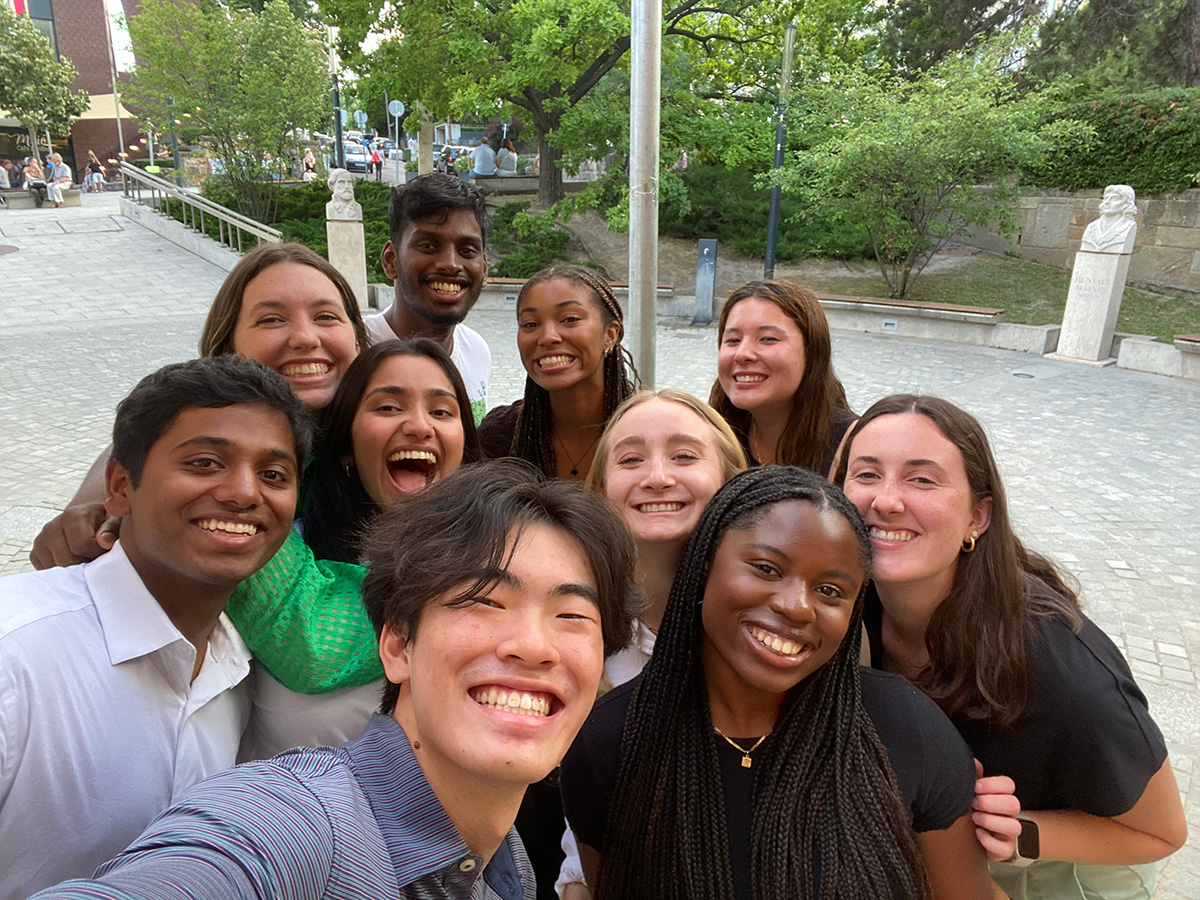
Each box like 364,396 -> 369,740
228,338 -> 481,759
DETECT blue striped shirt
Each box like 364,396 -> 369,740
30,715 -> 533,900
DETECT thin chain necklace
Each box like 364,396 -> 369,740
554,430 -> 601,479
712,725 -> 771,768
748,422 -> 776,465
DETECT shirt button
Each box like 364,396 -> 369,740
459,858 -> 477,873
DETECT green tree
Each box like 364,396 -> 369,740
0,3 -> 89,153
124,0 -> 330,220
326,0 -> 791,203
782,37 -> 1088,298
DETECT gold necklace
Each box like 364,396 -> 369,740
748,422 -> 775,465
712,725 -> 771,768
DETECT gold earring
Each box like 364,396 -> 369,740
961,530 -> 978,553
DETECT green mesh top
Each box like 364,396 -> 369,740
225,530 -> 383,694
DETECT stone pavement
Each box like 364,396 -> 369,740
1,195 -> 1198,896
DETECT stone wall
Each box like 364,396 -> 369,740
961,187 -> 1200,295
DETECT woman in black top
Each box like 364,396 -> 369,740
477,264 -> 636,482
836,395 -> 1187,899
710,281 -> 854,474
560,466 -> 994,900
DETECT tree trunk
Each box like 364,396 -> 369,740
537,131 -> 564,204
1189,0 -> 1200,86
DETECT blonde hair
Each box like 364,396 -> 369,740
586,389 -> 748,494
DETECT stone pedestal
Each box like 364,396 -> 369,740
326,219 -> 368,311
1049,250 -> 1132,365
1048,184 -> 1138,366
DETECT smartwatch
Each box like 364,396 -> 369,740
1009,814 -> 1040,867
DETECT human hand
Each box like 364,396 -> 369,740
30,503 -> 120,569
972,758 -> 1022,861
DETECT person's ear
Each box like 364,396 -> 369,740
970,496 -> 993,540
603,319 -> 621,355
379,622 -> 412,686
381,240 -> 399,280
104,458 -> 134,520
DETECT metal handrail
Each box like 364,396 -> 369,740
120,161 -> 281,253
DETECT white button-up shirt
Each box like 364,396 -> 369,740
0,542 -> 252,900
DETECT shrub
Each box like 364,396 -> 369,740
487,202 -> 571,277
1023,88 -> 1200,193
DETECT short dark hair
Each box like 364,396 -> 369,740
302,338 -> 483,562
111,356 -> 313,487
361,460 -> 641,714
388,173 -> 490,249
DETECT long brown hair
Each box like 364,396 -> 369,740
833,394 -> 1082,726
198,242 -> 368,358
709,281 -> 851,472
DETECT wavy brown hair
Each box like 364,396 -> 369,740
833,394 -> 1082,726
198,242 -> 368,361
709,281 -> 851,473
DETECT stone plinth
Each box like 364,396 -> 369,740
326,219 -> 368,311
1050,250 -> 1132,364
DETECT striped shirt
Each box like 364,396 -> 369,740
30,715 -> 533,900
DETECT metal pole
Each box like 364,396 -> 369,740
764,23 -> 796,280
628,0 -> 662,388
329,27 -> 344,169
102,0 -> 125,163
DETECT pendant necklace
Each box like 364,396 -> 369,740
713,725 -> 771,768
554,430 -> 601,479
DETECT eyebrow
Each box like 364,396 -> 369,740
244,297 -> 342,312
518,298 -> 587,316
466,568 -> 601,606
612,432 -> 707,450
850,454 -> 948,473
366,385 -> 457,402
172,436 -> 296,464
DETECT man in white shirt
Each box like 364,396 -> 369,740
365,173 -> 493,423
0,356 -> 312,900
470,137 -> 496,179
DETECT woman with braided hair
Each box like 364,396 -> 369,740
561,466 -> 994,900
478,264 -> 637,482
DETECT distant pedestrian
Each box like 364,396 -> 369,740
302,148 -> 316,182
470,137 -> 495,179
23,157 -> 47,208
370,147 -> 382,180
47,153 -> 72,208
84,151 -> 105,193
496,138 -> 518,176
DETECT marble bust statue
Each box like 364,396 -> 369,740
325,168 -> 362,222
1080,185 -> 1137,254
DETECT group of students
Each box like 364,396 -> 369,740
0,153 -> 74,207
3,172 -> 1186,900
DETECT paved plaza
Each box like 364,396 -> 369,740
1,194 -> 1198,895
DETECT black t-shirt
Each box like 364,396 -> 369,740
863,590 -> 1167,816
560,668 -> 973,900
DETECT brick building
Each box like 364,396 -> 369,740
1,0 -> 136,174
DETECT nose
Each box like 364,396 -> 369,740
435,244 -> 465,273
537,322 -> 561,347
768,579 -> 816,625
870,477 -> 904,515
733,340 -> 757,364
213,463 -> 261,509
643,453 -> 675,490
400,406 -> 435,440
496,609 -> 560,668
287,317 -> 320,350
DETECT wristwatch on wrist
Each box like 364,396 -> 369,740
1009,814 -> 1040,867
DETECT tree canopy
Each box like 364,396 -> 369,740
0,3 -> 89,152
124,0 -> 329,219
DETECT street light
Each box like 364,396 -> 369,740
764,23 -> 796,280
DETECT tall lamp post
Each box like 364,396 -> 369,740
764,23 -> 796,280
328,25 -> 345,169
628,0 -> 662,388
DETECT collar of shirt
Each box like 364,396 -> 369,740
346,714 -> 526,900
85,540 -> 252,688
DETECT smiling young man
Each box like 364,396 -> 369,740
364,173 -> 493,424
0,357 -> 311,900
31,462 -> 638,900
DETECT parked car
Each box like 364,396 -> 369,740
342,142 -> 369,172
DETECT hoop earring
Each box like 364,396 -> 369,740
962,531 -> 978,553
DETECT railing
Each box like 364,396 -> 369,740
120,162 -> 281,253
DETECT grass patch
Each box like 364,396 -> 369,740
797,253 -> 1200,344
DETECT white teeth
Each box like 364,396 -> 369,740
870,527 -> 914,542
388,450 -> 437,463
469,687 -> 551,717
538,355 -> 574,368
429,281 -> 463,294
280,362 -> 330,377
198,519 -> 259,535
750,626 -> 802,657
637,502 -> 683,513
734,374 -> 766,383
